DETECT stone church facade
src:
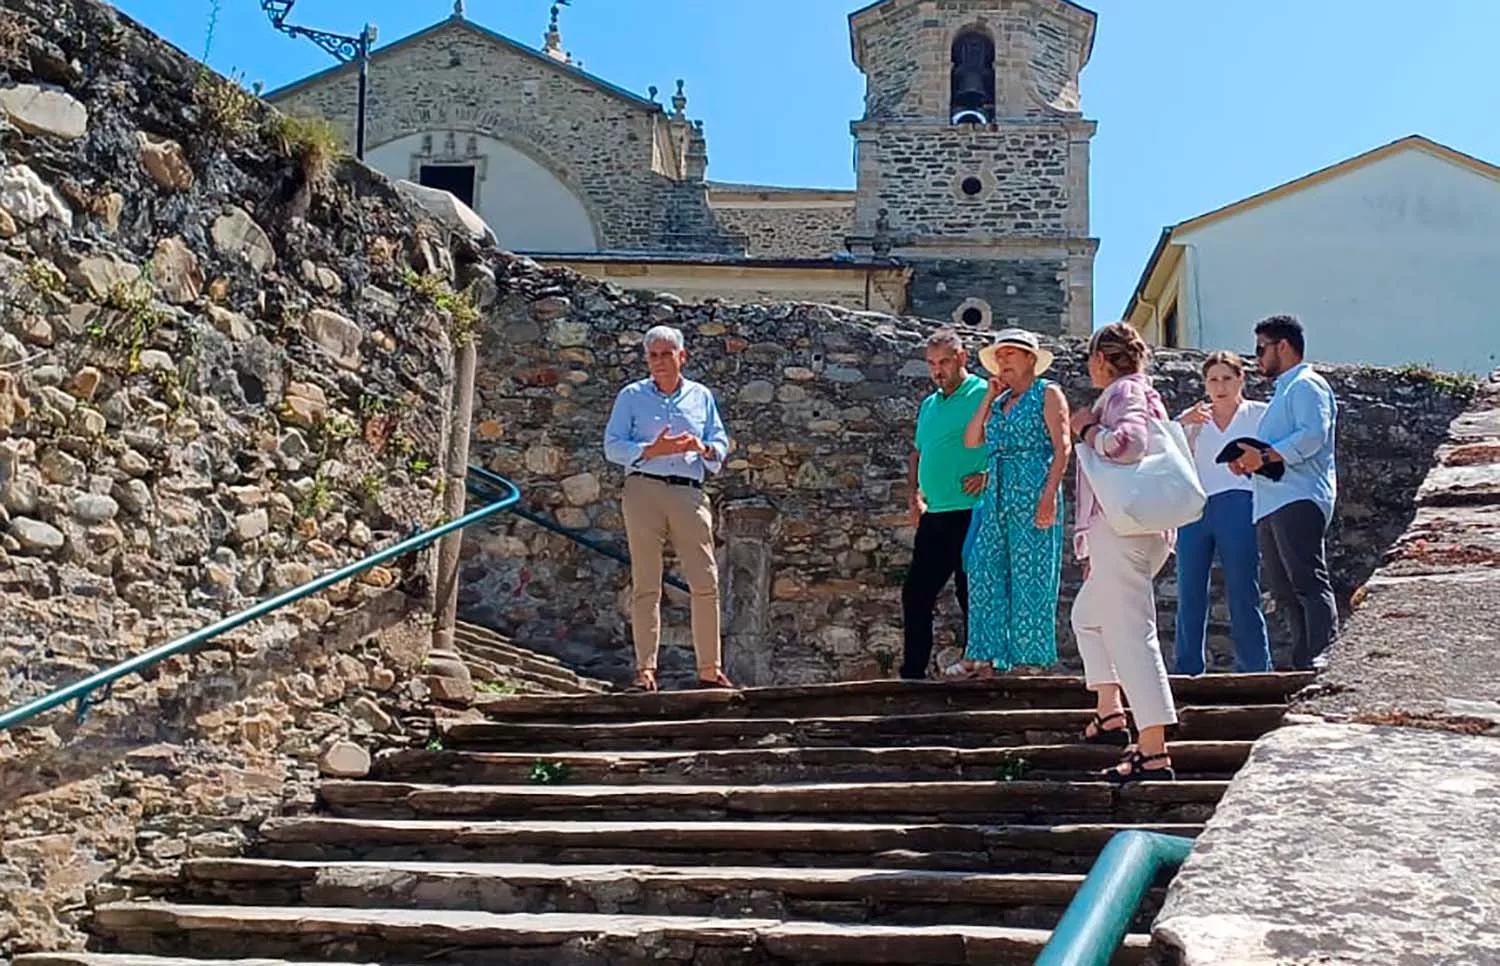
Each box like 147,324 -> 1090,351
267,0 -> 1098,334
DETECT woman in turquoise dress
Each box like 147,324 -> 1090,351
947,329 -> 1072,678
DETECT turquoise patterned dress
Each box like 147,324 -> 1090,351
961,379 -> 1064,669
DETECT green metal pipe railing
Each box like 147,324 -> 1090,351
1035,830 -> 1195,966
0,467 -> 523,733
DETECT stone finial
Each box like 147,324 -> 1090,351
452,0 -> 464,18
671,79 -> 687,120
543,3 -> 571,63
648,85 -> 659,103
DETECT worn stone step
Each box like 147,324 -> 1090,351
459,643 -> 603,689
316,778 -> 1227,825
373,741 -> 1252,785
15,957 -> 387,966
179,858 -> 1163,931
442,705 -> 1286,752
255,817 -> 1202,873
464,654 -> 608,697
15,958 -> 385,966
91,903 -> 1150,964
474,673 -> 1313,721
454,626 -> 593,675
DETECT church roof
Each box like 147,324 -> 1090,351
262,13 -> 660,111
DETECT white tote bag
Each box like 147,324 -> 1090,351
1077,416 -> 1206,535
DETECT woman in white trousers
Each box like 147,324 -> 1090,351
1067,323 -> 1178,783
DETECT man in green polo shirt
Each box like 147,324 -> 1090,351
901,328 -> 989,679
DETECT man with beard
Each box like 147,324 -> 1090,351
899,328 -> 990,680
1230,314 -> 1340,670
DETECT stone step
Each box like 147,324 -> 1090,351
441,705 -> 1286,752
372,741 -> 1252,785
316,778 -> 1227,825
16,957 -> 386,966
473,673 -> 1313,721
90,903 -> 1151,965
178,858 -> 1162,931
255,817 -> 1202,873
459,642 -> 607,690
454,625 -> 600,676
464,653 -> 609,697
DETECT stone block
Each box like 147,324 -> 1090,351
0,84 -> 88,139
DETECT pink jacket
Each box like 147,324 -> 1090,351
1074,373 -> 1173,560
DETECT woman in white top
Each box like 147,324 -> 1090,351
1174,351 -> 1273,674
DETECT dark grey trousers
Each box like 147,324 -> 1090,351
1256,500 -> 1338,670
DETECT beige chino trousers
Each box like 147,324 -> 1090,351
1070,523 -> 1179,730
621,474 -> 722,674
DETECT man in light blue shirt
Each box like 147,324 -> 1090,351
1229,314 -> 1339,670
604,324 -> 732,693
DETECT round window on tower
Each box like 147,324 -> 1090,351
953,171 -> 994,200
952,298 -> 993,330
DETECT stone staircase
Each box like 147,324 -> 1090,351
17,672 -> 1309,966
454,620 -> 611,696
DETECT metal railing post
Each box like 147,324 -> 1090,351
1035,830 -> 1196,966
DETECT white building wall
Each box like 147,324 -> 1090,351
1173,148 -> 1500,374
366,132 -> 600,254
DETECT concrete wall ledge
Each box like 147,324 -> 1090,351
1155,371 -> 1500,965
1154,722 -> 1500,965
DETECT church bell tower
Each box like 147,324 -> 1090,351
847,0 -> 1098,335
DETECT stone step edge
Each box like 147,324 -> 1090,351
182,856 -> 1089,895
472,671 -> 1315,717
90,903 -> 1153,954
16,957 -> 387,966
254,816 -> 1205,846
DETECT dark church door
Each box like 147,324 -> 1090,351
419,164 -> 477,209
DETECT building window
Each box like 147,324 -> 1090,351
960,176 -> 983,197
952,297 -> 993,329
950,31 -> 995,125
419,164 -> 477,209
1162,304 -> 1180,347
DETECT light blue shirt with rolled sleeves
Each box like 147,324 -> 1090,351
1252,363 -> 1339,525
603,377 -> 730,482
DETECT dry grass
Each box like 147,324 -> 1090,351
269,113 -> 345,183
0,11 -> 32,66
195,69 -> 259,141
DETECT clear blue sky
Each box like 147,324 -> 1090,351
119,0 -> 1500,327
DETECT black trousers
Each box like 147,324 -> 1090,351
1257,499 -> 1338,670
901,509 -> 972,679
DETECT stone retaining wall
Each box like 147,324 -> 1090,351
463,255 -> 1472,687
0,0 -> 487,952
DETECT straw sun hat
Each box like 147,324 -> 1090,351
978,328 -> 1054,376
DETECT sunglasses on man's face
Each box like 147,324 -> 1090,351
1252,341 -> 1277,358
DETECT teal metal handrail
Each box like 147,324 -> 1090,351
1035,830 -> 1195,966
0,467 -> 523,733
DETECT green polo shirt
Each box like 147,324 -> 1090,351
914,373 -> 989,512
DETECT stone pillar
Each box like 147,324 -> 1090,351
718,497 -> 779,687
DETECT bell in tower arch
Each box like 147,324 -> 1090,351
950,30 -> 996,125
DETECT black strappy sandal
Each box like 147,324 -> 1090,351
1082,711 -> 1132,747
1106,750 -> 1176,784
624,670 -> 658,693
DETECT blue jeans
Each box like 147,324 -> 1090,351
1174,489 -> 1271,674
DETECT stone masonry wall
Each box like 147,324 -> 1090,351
907,257 -> 1067,333
268,21 -> 672,251
708,203 -> 855,259
462,256 -> 1471,688
857,125 -> 1074,239
0,0 -> 489,952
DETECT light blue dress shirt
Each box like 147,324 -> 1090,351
603,377 -> 730,482
1252,363 -> 1338,524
